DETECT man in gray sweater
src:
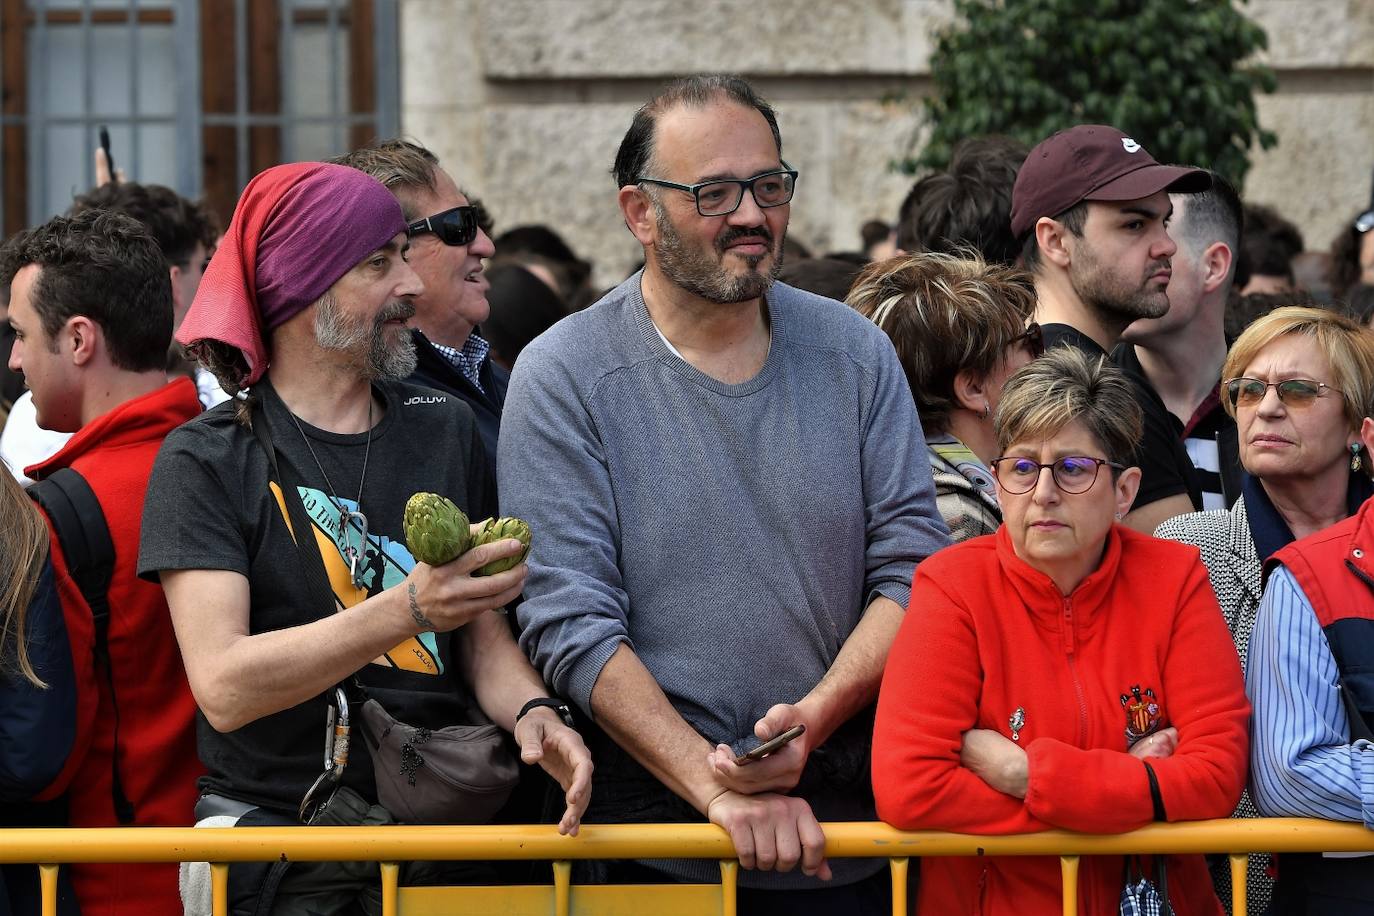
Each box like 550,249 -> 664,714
499,74 -> 947,911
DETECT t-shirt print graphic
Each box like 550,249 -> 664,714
269,481 -> 443,675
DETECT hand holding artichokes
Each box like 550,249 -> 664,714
403,492 -> 531,576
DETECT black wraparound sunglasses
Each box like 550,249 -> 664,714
1013,322 -> 1045,359
407,205 -> 479,247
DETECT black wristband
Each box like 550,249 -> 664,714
516,697 -> 575,729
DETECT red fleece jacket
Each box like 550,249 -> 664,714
873,525 -> 1249,916
28,378 -> 203,916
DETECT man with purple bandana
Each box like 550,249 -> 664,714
137,162 -> 590,915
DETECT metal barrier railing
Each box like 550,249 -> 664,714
3,818 -> 1372,916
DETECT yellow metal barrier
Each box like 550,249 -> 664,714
3,819 -> 1371,916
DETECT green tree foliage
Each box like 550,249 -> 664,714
905,0 -> 1277,188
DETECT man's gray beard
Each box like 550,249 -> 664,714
314,294 -> 418,380
652,202 -> 781,304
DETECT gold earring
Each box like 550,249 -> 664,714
1352,443 -> 1364,473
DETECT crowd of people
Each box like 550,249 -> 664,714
0,72 -> 1372,916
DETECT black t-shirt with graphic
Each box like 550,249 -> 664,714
138,377 -> 497,814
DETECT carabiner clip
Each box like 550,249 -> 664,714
298,687 -> 351,823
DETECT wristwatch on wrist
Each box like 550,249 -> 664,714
516,697 -> 575,729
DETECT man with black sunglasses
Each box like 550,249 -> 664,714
332,141 -> 506,467
499,74 -> 946,912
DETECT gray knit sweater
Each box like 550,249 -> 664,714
498,274 -> 948,884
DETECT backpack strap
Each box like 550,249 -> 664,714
28,467 -> 136,824
29,469 -> 115,630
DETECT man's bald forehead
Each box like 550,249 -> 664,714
612,74 -> 782,190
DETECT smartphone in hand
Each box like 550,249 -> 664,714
733,724 -> 805,766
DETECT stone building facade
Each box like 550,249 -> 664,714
401,0 -> 1374,287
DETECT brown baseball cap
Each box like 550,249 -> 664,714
1010,124 -> 1210,238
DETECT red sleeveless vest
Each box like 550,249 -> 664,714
1268,495 -> 1374,742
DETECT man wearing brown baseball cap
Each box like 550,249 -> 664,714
1011,124 -> 1210,244
1012,124 -> 1210,533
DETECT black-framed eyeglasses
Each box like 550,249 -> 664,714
1012,322 -> 1045,359
1225,376 -> 1342,409
990,455 -> 1125,495
407,205 -> 479,247
635,162 -> 798,217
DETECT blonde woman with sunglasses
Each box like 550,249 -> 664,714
1155,305 -> 1374,911
1157,306 -> 1374,674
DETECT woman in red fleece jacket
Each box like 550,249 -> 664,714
874,348 -> 1250,916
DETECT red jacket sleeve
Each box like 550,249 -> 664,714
1024,562 -> 1249,832
873,563 -> 1047,834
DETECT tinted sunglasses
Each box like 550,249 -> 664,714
407,206 -> 479,247
1013,322 -> 1045,358
1225,376 -> 1342,409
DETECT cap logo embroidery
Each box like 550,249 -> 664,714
1121,138 -> 1142,153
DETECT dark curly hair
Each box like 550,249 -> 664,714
68,181 -> 218,267
898,135 -> 1028,266
0,210 -> 172,372
1238,203 -> 1304,286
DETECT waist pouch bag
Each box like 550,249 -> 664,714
358,698 -> 519,825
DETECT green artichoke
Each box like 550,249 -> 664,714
403,492 -> 472,566
470,516 -> 532,575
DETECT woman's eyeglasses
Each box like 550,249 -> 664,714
990,455 -> 1124,495
1225,376 -> 1342,409
406,205 -> 479,247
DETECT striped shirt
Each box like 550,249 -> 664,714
431,333 -> 491,394
1246,565 -> 1374,827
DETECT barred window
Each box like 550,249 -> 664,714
0,0 -> 399,236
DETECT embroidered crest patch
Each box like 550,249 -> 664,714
1119,684 -> 1163,744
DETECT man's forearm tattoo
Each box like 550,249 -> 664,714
408,582 -> 436,630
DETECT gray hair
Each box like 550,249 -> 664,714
330,139 -> 440,220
